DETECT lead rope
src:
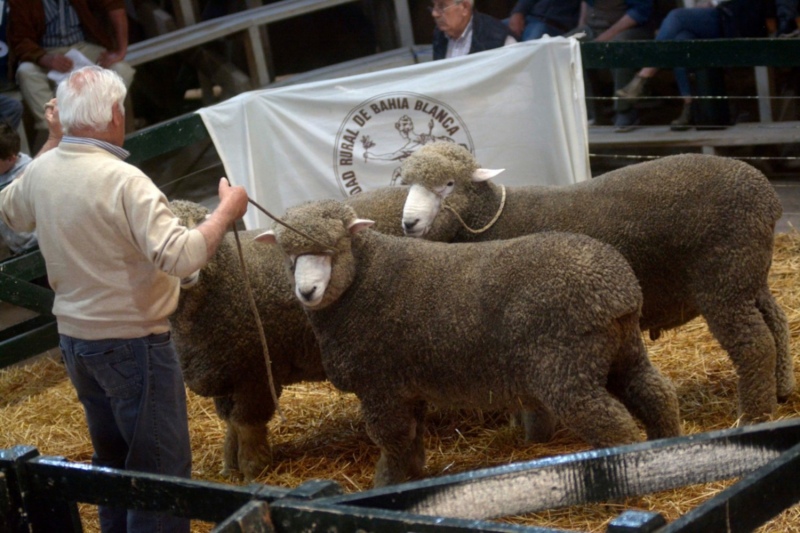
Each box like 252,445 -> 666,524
230,225 -> 286,422
443,185 -> 506,234
226,195 -> 337,424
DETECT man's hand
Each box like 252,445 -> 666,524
509,13 -> 526,39
39,53 -> 73,72
98,49 -> 127,68
217,178 -> 249,222
196,178 -> 249,259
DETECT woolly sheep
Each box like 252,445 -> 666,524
257,199 -> 682,487
399,144 -> 792,424
168,188 -> 454,480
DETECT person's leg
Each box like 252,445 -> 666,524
0,95 -> 23,129
522,17 -> 559,40
612,25 -> 653,130
60,335 -> 129,533
14,62 -> 53,131
75,42 -> 136,88
125,332 -> 191,533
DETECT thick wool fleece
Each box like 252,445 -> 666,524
272,199 -> 681,487
165,187 -> 433,480
400,146 -> 791,423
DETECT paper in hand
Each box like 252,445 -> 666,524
47,48 -> 95,83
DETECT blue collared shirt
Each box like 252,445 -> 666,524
61,136 -> 131,160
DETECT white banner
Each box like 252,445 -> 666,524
197,37 -> 590,230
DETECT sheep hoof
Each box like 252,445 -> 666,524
519,406 -> 557,444
221,465 -> 244,481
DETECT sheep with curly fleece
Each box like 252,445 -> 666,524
168,187 -> 456,480
257,199 -> 682,487
400,144 -> 791,424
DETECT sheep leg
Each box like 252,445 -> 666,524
541,384 -> 642,448
703,302 -> 777,423
362,398 -> 427,488
215,393 -> 274,481
606,335 -> 681,440
235,421 -> 272,480
755,284 -> 794,400
222,422 -> 241,478
517,400 -> 557,443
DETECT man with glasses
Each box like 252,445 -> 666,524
430,0 -> 516,60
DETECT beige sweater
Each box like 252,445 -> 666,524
0,142 -> 207,339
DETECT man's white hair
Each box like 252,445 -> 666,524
56,66 -> 127,135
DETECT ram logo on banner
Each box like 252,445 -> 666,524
336,93 -> 473,193
198,37 -> 590,230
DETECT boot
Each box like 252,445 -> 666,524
670,103 -> 693,131
615,75 -> 649,99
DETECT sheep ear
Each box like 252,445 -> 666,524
254,230 -> 278,244
348,218 -> 375,234
472,168 -> 505,182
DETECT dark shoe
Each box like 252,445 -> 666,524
615,75 -> 649,100
613,110 -> 640,132
669,103 -> 693,131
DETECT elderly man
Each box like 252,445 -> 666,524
431,0 -> 516,60
8,0 -> 136,149
0,66 -> 248,533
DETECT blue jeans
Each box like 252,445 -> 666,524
0,94 -> 22,130
656,8 -> 722,97
520,16 -> 567,40
503,16 -> 567,41
60,332 -> 191,533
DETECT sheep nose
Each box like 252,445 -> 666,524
299,286 -> 317,301
403,219 -> 419,233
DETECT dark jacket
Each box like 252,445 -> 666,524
432,11 -> 511,60
716,0 -> 768,37
8,0 -> 123,66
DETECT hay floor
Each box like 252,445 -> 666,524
2,231 -> 800,532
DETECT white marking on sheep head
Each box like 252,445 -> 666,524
402,184 -> 443,237
254,217 -> 374,309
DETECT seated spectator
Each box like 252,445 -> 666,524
0,98 -> 61,259
507,0 -> 582,41
776,0 -> 799,37
615,0 -> 768,130
0,94 -> 23,130
567,0 -> 654,132
431,0 -> 516,60
7,0 -> 135,151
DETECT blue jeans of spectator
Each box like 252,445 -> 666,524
520,16 -> 567,40
656,8 -> 722,97
60,332 -> 192,533
0,94 -> 22,130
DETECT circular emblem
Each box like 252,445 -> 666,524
333,92 -> 474,196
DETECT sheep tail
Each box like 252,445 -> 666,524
232,224 -> 287,423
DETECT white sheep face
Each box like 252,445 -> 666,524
402,168 -> 504,238
402,184 -> 444,237
292,254 -> 333,308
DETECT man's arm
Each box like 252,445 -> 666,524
593,13 -> 637,41
36,99 -> 63,157
196,178 -> 249,259
98,8 -> 129,67
7,0 -> 48,65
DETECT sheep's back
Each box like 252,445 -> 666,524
309,230 -> 641,401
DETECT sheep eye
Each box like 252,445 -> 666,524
287,256 -> 297,272
447,181 -> 455,187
